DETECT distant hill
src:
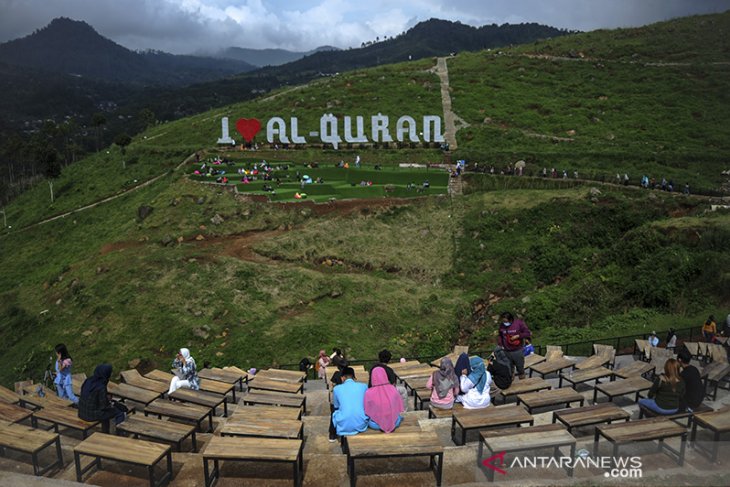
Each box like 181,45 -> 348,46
215,45 -> 340,67
0,17 -> 256,86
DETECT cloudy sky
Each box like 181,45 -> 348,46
1,0 -> 728,54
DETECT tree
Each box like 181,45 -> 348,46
138,108 -> 156,130
92,113 -> 107,152
114,133 -> 132,169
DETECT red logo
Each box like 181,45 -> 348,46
235,118 -> 262,142
482,451 -> 507,475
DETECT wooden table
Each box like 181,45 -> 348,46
108,382 -> 162,406
403,376 -> 430,395
594,417 -> 688,466
0,384 -> 21,404
120,370 -> 169,395
612,361 -> 655,379
249,377 -> 304,394
497,377 -> 551,404
575,354 -> 611,370
0,401 -> 33,423
690,406 -> 730,462
74,432 -> 172,487
346,431 -> 444,487
593,376 -> 653,403
221,417 -> 303,439
516,387 -> 585,414
198,367 -> 246,391
431,353 -> 460,368
256,368 -> 306,382
144,398 -> 214,433
451,404 -> 534,445
703,361 -> 730,401
116,414 -> 198,452
552,403 -> 630,434
0,420 -> 63,476
242,391 -> 306,412
428,403 -> 462,419
202,436 -> 303,487
19,386 -> 74,410
559,366 -> 613,388
170,388 -> 228,416
524,353 -> 546,370
529,357 -> 576,379
479,424 -> 576,482
413,387 -> 432,410
31,406 -> 99,438
232,404 -> 303,421
145,369 -> 175,383
396,365 -> 438,381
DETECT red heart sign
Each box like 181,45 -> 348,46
235,118 -> 261,142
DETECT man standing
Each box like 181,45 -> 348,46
496,312 -> 532,379
329,367 -> 368,442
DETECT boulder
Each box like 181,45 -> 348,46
210,214 -> 224,225
193,327 -> 210,340
195,234 -> 205,241
161,235 -> 173,246
138,206 -> 153,220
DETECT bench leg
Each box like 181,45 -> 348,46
435,452 -> 444,486
293,458 -> 301,487
711,431 -> 720,463
75,452 -> 82,482
568,444 -> 576,477
203,458 -> 212,487
348,456 -> 356,487
593,430 -> 600,456
678,433 -> 687,466
450,416 -> 456,444
593,388 -> 598,403
208,413 -> 214,433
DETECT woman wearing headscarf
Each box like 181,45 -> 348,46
168,348 -> 200,394
317,350 -> 331,380
427,357 -> 460,409
454,353 -> 471,383
456,356 -> 492,409
364,367 -> 404,432
78,364 -> 126,432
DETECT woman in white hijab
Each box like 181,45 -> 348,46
168,348 -> 200,394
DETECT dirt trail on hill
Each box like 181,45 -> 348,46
433,57 -> 469,150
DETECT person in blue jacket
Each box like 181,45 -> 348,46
329,367 -> 368,441
54,343 -> 78,404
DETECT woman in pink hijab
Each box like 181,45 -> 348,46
364,367 -> 404,432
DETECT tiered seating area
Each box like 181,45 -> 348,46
0,341 -> 729,486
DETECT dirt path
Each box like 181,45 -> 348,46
433,57 -> 469,151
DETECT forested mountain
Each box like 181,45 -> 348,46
215,45 -> 340,67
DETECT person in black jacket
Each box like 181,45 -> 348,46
487,347 -> 513,393
368,349 -> 397,386
78,364 -> 125,433
677,348 -> 704,411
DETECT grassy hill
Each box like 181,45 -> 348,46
1,13 -> 729,386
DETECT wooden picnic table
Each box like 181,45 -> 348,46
0,401 -> 33,423
395,365 -> 437,381
144,398 -> 214,433
496,377 -> 551,404
232,404 -> 303,421
249,376 -> 304,394
413,387 -> 432,410
198,367 -> 247,391
524,353 -> 546,370
559,366 -> 613,388
388,360 -> 421,371
403,375 -> 430,395
257,368 -> 306,382
552,403 -> 630,434
0,384 -> 21,404
690,406 -> 730,462
108,382 -> 162,406
703,361 -> 730,401
516,387 -> 585,414
346,431 -> 444,487
430,353 -> 460,368
529,357 -> 576,379
19,385 -> 73,410
428,402 -> 463,419
120,370 -> 169,395
116,414 -> 198,452
202,436 -> 304,487
242,390 -> 306,412
594,417 -> 688,466
593,376 -> 653,403
145,369 -> 175,383
479,424 -> 576,482
0,420 -> 63,476
169,388 -> 228,416
612,360 -> 655,379
31,406 -> 99,438
451,404 -> 534,445
575,354 -> 611,370
221,417 -> 303,439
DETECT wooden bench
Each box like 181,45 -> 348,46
388,360 -> 422,371
0,420 -> 63,476
529,357 -> 576,379
198,367 -> 246,391
690,405 -> 730,462
430,352 -> 460,368
232,404 -> 303,421
451,404 -> 534,445
221,417 -> 303,439
242,391 -> 306,413
703,361 -> 730,401
198,378 -> 237,403
497,377 -> 551,404
403,375 -> 429,396
634,339 -> 651,360
169,388 -> 228,416
524,353 -> 546,370
396,365 -> 436,382
108,382 -> 162,406
221,366 -> 252,388
413,387 -> 432,410
593,376 -> 653,403
255,368 -> 306,383
594,417 -> 688,466
346,431 -> 443,487
31,406 -> 100,438
248,376 -> 304,395
559,366 -> 613,388
428,402 -> 462,419
575,354 -> 611,371
202,436 -> 303,487
682,342 -> 707,361
638,402 -> 713,427
116,414 -> 197,452
145,398 -> 214,433
121,369 -> 169,395
516,387 -> 585,414
0,401 -> 33,423
612,360 -> 655,379
552,403 -> 630,434
75,432 -> 172,487
479,424 -> 576,482
19,386 -> 74,410
593,344 -> 617,369
0,384 -> 21,404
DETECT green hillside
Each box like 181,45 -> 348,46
1,13 -> 729,386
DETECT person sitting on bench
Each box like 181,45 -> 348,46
456,356 -> 492,409
78,364 -> 126,433
487,347 -> 513,395
169,348 -> 200,394
427,357 -> 460,410
638,358 -> 685,415
329,367 -> 368,442
677,348 -> 703,412
364,367 -> 404,432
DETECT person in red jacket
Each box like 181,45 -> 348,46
496,311 -> 532,379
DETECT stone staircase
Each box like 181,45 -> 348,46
1,355 -> 729,486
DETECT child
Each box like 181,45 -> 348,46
54,344 -> 78,404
